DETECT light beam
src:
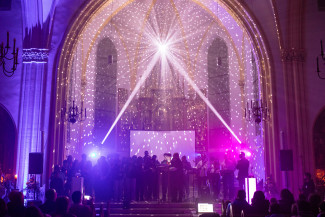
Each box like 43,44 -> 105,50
101,52 -> 161,144
167,52 -> 242,144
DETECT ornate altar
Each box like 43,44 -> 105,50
117,66 -> 208,154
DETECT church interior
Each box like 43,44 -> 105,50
0,0 -> 325,216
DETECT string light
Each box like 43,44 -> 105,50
60,0 -> 267,182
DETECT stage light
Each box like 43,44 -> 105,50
245,151 -> 252,157
89,152 -> 97,158
240,150 -> 252,157
245,178 -> 256,204
157,41 -> 168,56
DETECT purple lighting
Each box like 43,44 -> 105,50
62,0 -> 266,183
130,130 -> 196,166
243,150 -> 252,157
90,152 -> 97,158
88,150 -> 102,162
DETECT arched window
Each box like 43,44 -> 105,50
207,37 -> 230,148
94,38 -> 117,147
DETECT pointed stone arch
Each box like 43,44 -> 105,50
0,103 -> 17,174
51,0 -> 276,186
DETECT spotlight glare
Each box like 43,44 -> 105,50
242,150 -> 252,157
156,40 -> 169,57
158,43 -> 167,55
101,52 -> 161,144
166,52 -> 242,144
90,152 -> 97,158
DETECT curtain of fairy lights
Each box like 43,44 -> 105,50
64,0 -> 265,182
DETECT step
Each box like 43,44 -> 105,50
93,201 -> 220,217
108,208 -> 194,214
95,202 -> 195,209
108,214 -> 194,217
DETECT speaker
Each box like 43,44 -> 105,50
29,153 -> 43,174
280,150 -> 293,171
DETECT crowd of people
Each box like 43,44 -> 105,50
50,151 -> 226,203
0,189 -> 94,217
48,151 -> 253,203
0,151 -> 322,217
223,188 -> 325,217
0,182 -> 324,217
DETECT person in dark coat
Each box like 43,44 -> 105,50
302,172 -> 315,199
222,155 -> 236,200
309,193 -> 322,217
52,196 -> 76,217
50,165 -> 64,196
170,153 -> 183,202
226,190 -> 251,217
278,189 -> 295,214
161,153 -> 171,202
135,157 -> 144,201
39,189 -> 57,215
208,158 -> 220,199
151,155 -> 160,201
7,191 -> 25,217
68,191 -> 92,217
182,156 -> 192,200
25,206 -> 44,217
236,152 -> 249,190
251,191 -> 269,216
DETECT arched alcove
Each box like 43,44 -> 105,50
52,0 -> 275,184
94,38 -> 117,148
0,104 -> 16,174
208,37 -> 230,149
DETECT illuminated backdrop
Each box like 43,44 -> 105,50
130,130 -> 196,166
62,0 -> 265,182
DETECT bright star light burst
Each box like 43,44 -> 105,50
67,0 -> 266,181
157,41 -> 168,56
101,22 -> 241,144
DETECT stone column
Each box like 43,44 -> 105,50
15,0 -> 56,190
280,0 -> 310,196
16,48 -> 49,189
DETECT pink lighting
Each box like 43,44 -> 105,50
245,178 -> 256,204
62,0 -> 266,184
166,51 -> 242,144
130,130 -> 195,166
241,150 -> 252,157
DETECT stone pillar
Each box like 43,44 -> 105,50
15,0 -> 56,191
16,48 -> 49,189
16,49 -> 49,189
280,0 -> 310,196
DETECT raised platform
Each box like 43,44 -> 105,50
95,201 -> 196,217
94,201 -> 221,217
